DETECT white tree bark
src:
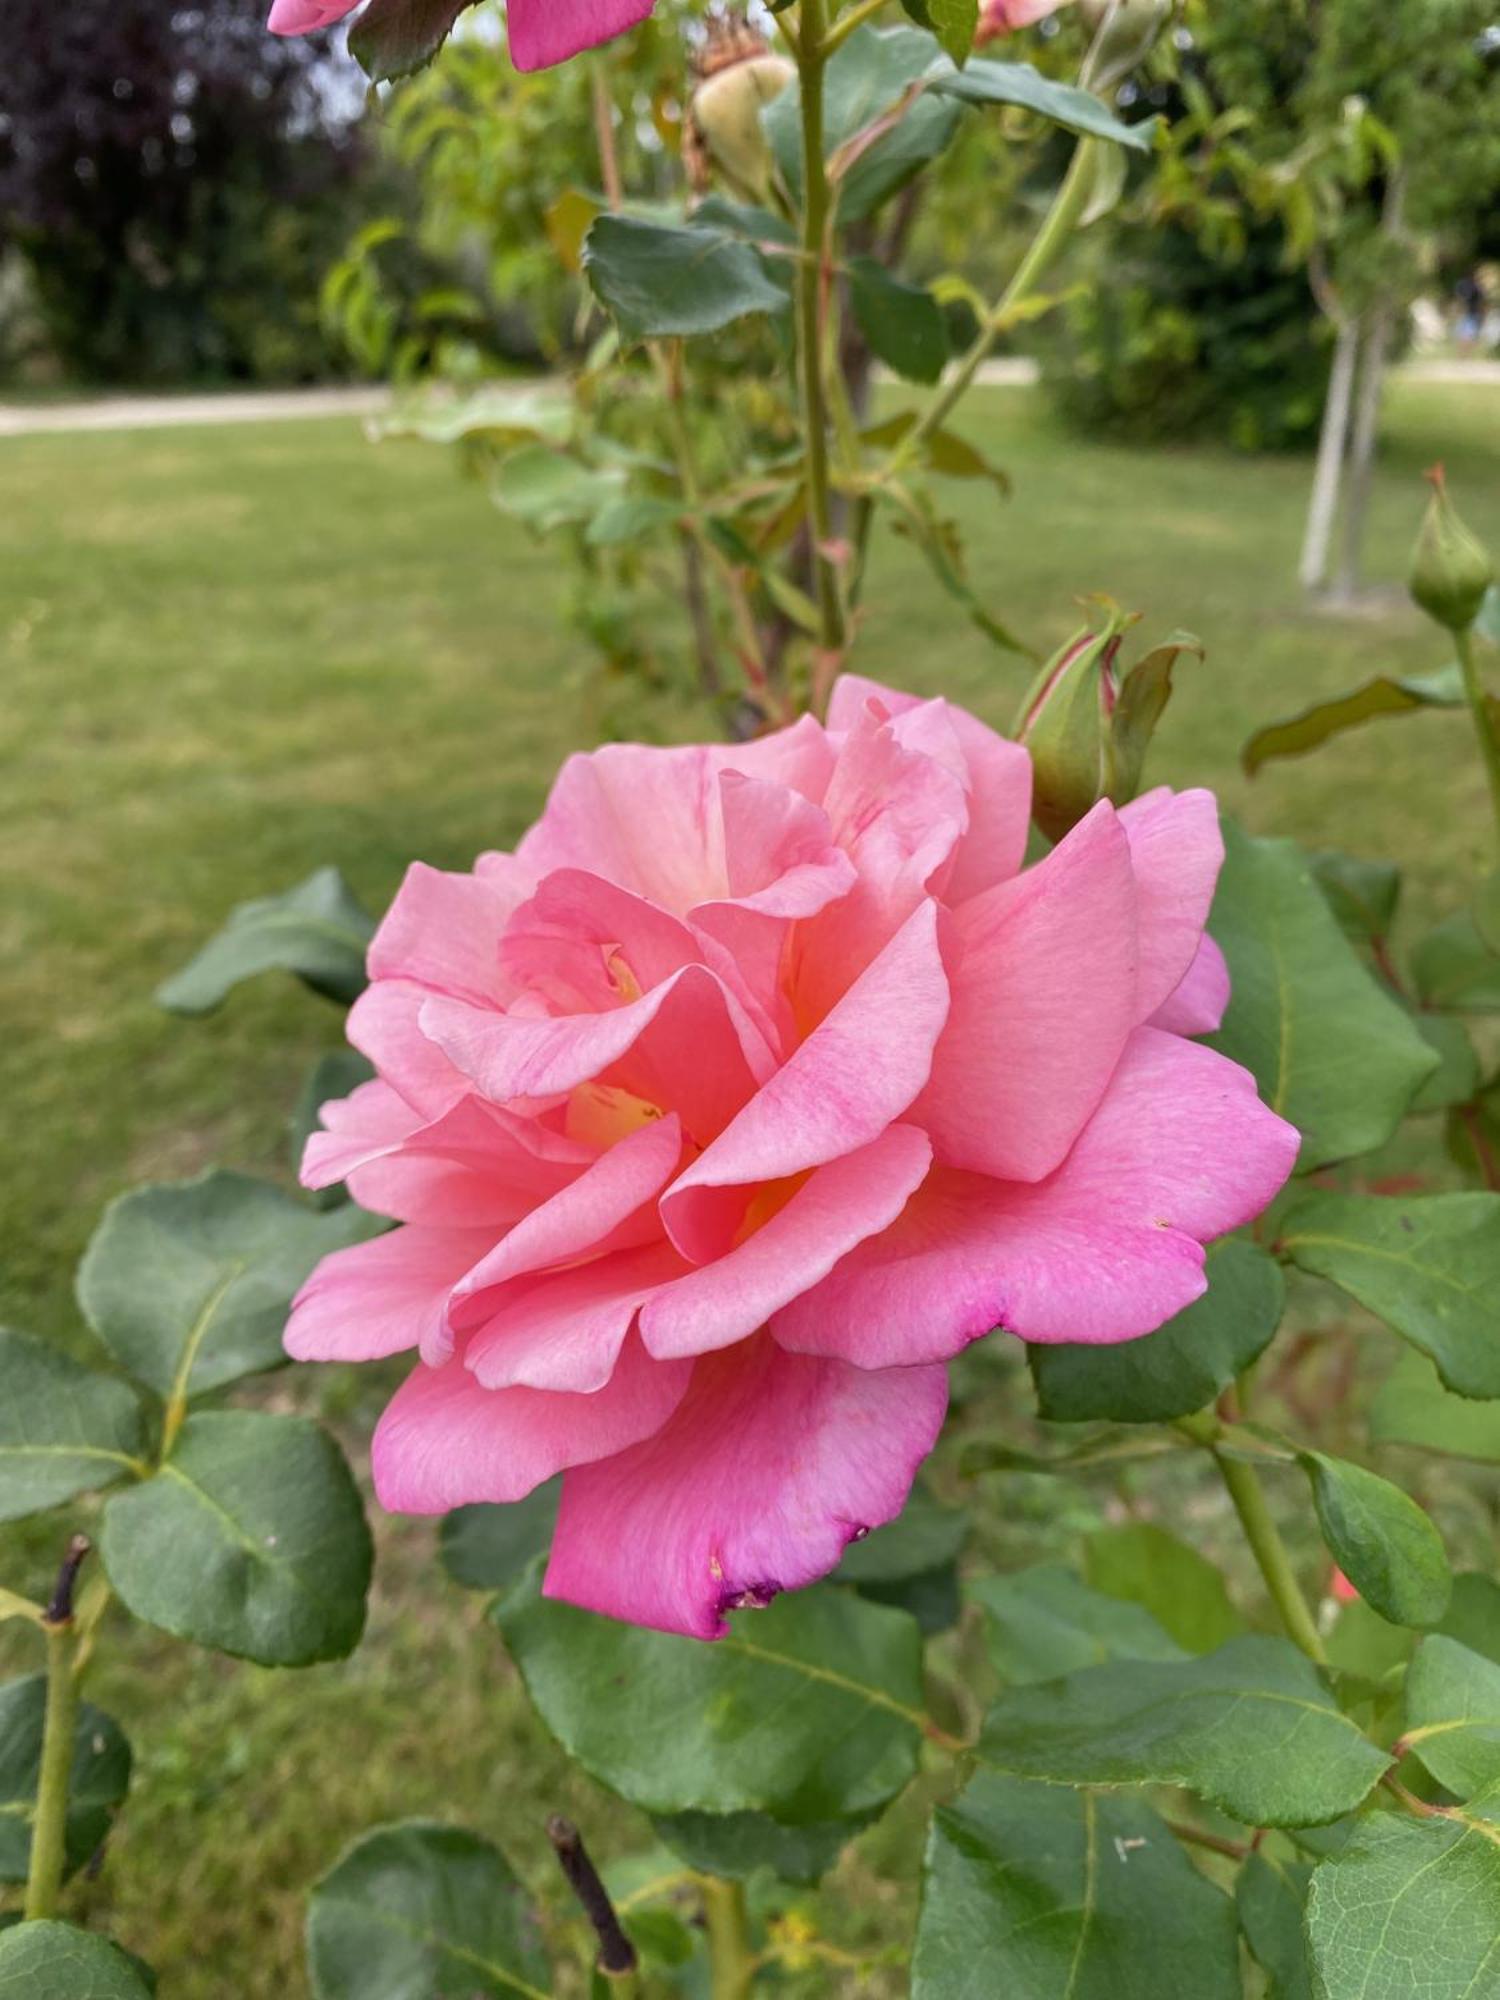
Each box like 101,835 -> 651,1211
1299,312 -> 1359,594
1333,171 -> 1408,602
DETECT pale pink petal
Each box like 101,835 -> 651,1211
1118,788 -> 1224,1020
300,1079 -> 421,1189
710,771 -> 854,919
450,1113 -> 683,1316
509,0 -> 657,70
545,1335 -> 949,1636
1150,934 -> 1231,1036
660,899 -> 949,1261
710,712 -> 835,804
915,801 -> 1138,1182
466,1242 -> 689,1392
822,700 -> 969,913
825,675 -> 1031,900
285,1226 -> 491,1363
268,0 -> 356,33
640,1125 -> 931,1360
367,861 -> 523,1006
319,1094 -> 587,1227
372,1331 -> 689,1512
778,1026 -> 1298,1359
518,744 -> 724,914
347,979 -> 471,1119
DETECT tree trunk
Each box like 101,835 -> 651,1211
1331,171 -> 1408,603
1299,311 -> 1359,595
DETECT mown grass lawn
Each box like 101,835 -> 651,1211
1,379 -> 1496,1992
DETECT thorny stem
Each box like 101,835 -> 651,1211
25,1537 -> 91,1922
1177,1416 -> 1328,1666
702,1874 -> 756,2000
789,0 -> 848,667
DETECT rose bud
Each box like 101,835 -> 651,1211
683,17 -> 794,205
1013,602 -> 1135,843
1410,464 -> 1494,634
976,0 -> 1075,44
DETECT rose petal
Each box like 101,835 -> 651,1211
372,1330 -> 690,1512
286,1225 -> 491,1363
1150,934 -> 1231,1036
466,1242 -> 689,1391
1118,788 -> 1224,1020
544,1334 -> 949,1636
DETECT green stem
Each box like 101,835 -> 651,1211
1456,623 -> 1500,850
702,1876 -> 756,2000
894,135 -> 1097,471
1180,1416 -> 1327,1664
820,0 -> 889,55
791,0 -> 846,663
24,1619 -> 79,1920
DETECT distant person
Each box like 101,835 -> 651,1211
1455,271 -> 1486,353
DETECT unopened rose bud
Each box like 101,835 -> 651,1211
1410,465 -> 1493,633
1014,604 -> 1133,842
685,30 -> 793,205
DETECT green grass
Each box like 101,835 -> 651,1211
1,380 -> 1497,1991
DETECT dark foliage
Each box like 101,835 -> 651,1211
0,0 -> 369,384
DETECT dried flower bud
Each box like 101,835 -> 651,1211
684,16 -> 792,204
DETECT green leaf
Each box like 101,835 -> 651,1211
1084,1522 -> 1242,1654
1309,851 -> 1401,944
488,447 -> 625,532
1280,1189 -> 1500,1399
977,1636 -> 1389,1826
1242,665 -> 1465,775
0,1922 -> 153,1999
1404,1637 -> 1500,1798
650,1807 -> 872,1886
901,0 -> 978,70
583,495 -> 683,548
583,215 -> 788,341
840,92 -> 965,222
77,1171 -> 380,1403
1305,1802 -> 1500,2000
1030,1237 -> 1284,1424
0,1677 -> 131,1884
911,1774 -> 1241,1999
1109,632 -> 1203,802
1437,1574 -> 1500,1667
836,1485 -> 968,1633
1410,1011 -> 1480,1112
292,1051 -> 375,1209
439,1483 -> 560,1594
972,1564 -> 1184,1683
156,867 -> 374,1014
835,1485 -> 969,1583
1207,824 -> 1438,1170
1413,911 -> 1500,1012
849,259 -> 949,384
0,1331 -> 145,1524
1299,1451 -> 1449,1629
101,1412 -> 371,1666
494,1570 -> 923,1823
930,58 -> 1155,150
347,0 -> 476,83
861,412 -> 1009,495
1371,1350 -> 1500,1460
376,385 -> 569,449
306,1821 -> 548,2000
1236,1848 -> 1313,2000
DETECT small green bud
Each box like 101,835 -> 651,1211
1410,465 -> 1493,633
1079,0 -> 1170,91
1014,601 -> 1134,843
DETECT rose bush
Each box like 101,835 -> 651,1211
287,675 -> 1297,1636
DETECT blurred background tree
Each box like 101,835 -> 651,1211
0,0 -> 371,385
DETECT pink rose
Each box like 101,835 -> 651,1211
267,0 -> 655,73
975,0 -> 1074,42
287,677 -> 1297,1637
